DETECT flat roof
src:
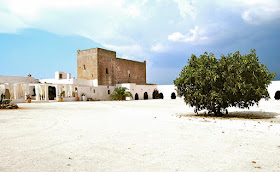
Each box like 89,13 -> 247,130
77,47 -> 116,53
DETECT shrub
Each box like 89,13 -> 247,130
152,89 -> 160,99
59,91 -> 65,98
110,87 -> 132,100
174,50 -> 275,116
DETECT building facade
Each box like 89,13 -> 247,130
0,47 -> 179,103
77,48 -> 146,86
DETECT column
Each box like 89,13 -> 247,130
55,85 -> 59,101
35,85 -> 40,101
45,85 -> 49,101
14,84 -> 18,100
24,84 -> 29,100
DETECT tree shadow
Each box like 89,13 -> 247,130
192,111 -> 279,120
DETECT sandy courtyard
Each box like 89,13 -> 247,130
0,99 -> 280,172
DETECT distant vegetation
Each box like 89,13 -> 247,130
110,87 -> 132,100
174,49 -> 275,116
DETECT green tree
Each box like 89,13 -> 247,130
174,50 -> 275,116
110,87 -> 133,100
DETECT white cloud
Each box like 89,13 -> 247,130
173,0 -> 197,19
0,11 -> 28,33
218,0 -> 280,24
150,43 -> 169,52
103,43 -> 145,57
242,7 -> 280,24
124,3 -> 141,18
168,26 -> 208,43
0,0 -> 148,53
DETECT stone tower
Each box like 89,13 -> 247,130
77,48 -> 146,86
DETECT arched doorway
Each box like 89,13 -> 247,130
135,93 -> 139,100
144,92 -> 148,100
48,86 -> 56,100
275,91 -> 280,100
159,93 -> 164,99
5,89 -> 10,99
171,92 -> 176,99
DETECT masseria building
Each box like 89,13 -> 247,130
0,48 -> 178,102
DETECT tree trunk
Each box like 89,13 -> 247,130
214,107 -> 223,117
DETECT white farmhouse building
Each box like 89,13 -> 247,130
0,48 -> 180,103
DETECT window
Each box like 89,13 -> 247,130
94,89 -> 95,93
59,74 -> 62,79
106,68 -> 108,74
128,70 -> 130,77
108,90 -> 110,94
83,64 -> 86,70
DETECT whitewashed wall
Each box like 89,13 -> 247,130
0,75 -> 37,83
77,85 -> 115,101
40,78 -> 74,85
156,85 -> 180,99
116,83 -> 157,100
267,81 -> 280,100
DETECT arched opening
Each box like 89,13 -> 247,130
144,92 -> 148,100
5,89 -> 10,99
159,93 -> 164,99
275,91 -> 280,100
48,86 -> 56,100
152,90 -> 159,99
31,87 -> 36,96
135,93 -> 139,100
171,92 -> 176,99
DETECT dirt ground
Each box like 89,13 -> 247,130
0,99 -> 279,172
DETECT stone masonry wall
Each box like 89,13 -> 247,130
77,48 -> 98,80
115,58 -> 146,85
77,47 -> 146,86
97,48 -> 116,86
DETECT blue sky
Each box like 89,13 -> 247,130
0,0 -> 279,84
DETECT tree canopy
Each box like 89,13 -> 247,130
174,50 -> 275,116
110,87 -> 133,100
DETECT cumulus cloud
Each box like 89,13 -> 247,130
168,26 -> 208,43
150,43 -> 169,53
102,43 -> 145,57
242,7 -> 280,24
173,0 -> 197,19
0,0 -> 141,39
0,11 -> 28,33
219,0 -> 280,24
0,0 -> 278,62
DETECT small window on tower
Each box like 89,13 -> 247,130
83,64 -> 86,70
108,90 -> 110,94
59,74 -> 62,79
128,70 -> 131,78
106,68 -> 108,74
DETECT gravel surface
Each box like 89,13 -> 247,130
0,99 -> 279,172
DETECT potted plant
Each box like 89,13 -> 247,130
81,93 -> 87,101
59,91 -> 65,102
26,94 -> 32,103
